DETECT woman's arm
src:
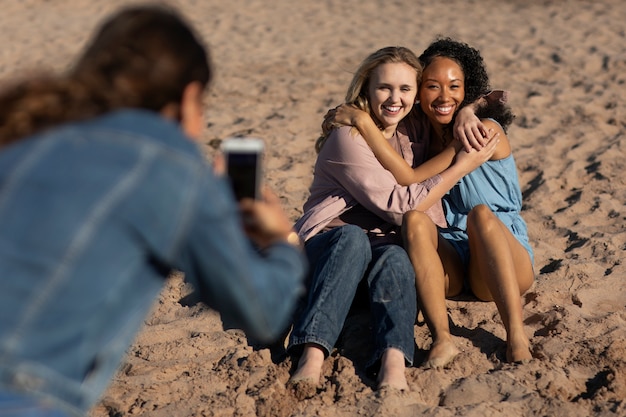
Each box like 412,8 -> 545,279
180,174 -> 306,344
317,126 -> 497,227
454,90 -> 509,152
334,104 -> 456,186
482,118 -> 511,160
412,136 -> 499,210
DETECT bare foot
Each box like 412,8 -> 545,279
289,344 -> 325,384
507,337 -> 532,363
423,339 -> 460,369
377,348 -> 409,391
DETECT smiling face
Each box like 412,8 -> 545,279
419,56 -> 465,129
367,62 -> 418,137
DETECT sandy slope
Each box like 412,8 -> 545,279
3,0 -> 625,416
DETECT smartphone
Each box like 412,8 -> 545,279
221,137 -> 264,200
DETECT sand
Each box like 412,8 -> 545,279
2,0 -> 626,416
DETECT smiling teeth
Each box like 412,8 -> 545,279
384,106 -> 401,112
435,106 -> 453,113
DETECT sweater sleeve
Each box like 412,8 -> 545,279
317,126 -> 445,226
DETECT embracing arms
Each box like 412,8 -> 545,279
314,126 -> 494,227
331,105 -> 498,187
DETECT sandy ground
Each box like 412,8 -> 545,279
2,0 -> 626,416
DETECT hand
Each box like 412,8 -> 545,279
334,104 -> 366,127
453,130 -> 500,175
213,152 -> 226,176
238,187 -> 297,249
322,104 -> 367,133
453,106 -> 491,152
321,107 -> 342,137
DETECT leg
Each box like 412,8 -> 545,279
466,205 -> 534,362
288,225 -> 372,383
402,211 -> 464,369
366,244 -> 417,390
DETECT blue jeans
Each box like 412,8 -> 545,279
0,392 -> 69,417
288,225 -> 417,367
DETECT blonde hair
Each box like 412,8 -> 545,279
316,46 -> 421,152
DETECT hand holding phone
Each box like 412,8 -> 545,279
221,137 -> 264,200
238,187 -> 300,249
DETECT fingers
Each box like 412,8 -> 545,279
454,128 -> 471,153
479,132 -> 500,160
259,186 -> 280,204
213,153 -> 226,176
238,187 -> 296,248
471,126 -> 485,145
465,135 -> 482,153
474,119 -> 489,139
479,130 -> 499,153
486,128 -> 499,141
456,131 -> 500,169
455,127 -> 498,152
324,104 -> 360,123
322,105 -> 345,131
455,125 -> 487,153
325,104 -> 348,117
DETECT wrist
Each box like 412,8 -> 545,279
446,160 -> 469,179
458,104 -> 477,116
353,113 -> 371,130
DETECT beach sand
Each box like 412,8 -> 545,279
3,0 -> 625,416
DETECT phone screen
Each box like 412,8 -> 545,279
227,151 -> 259,200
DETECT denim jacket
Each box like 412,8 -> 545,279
0,110 -> 306,415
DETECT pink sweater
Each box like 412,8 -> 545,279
295,113 -> 447,242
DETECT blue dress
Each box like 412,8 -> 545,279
439,152 -> 534,266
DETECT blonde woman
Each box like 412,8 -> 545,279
287,46 -> 496,393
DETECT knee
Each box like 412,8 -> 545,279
402,210 -> 435,243
403,210 -> 430,227
369,252 -> 416,310
338,224 -> 369,244
467,204 -> 498,234
335,224 -> 371,257
372,246 -> 415,286
380,245 -> 412,270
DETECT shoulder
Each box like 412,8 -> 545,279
332,125 -> 363,139
482,118 -> 511,160
322,126 -> 367,153
481,118 -> 505,133
318,126 -> 384,170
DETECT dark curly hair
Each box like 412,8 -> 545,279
419,37 -> 514,131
